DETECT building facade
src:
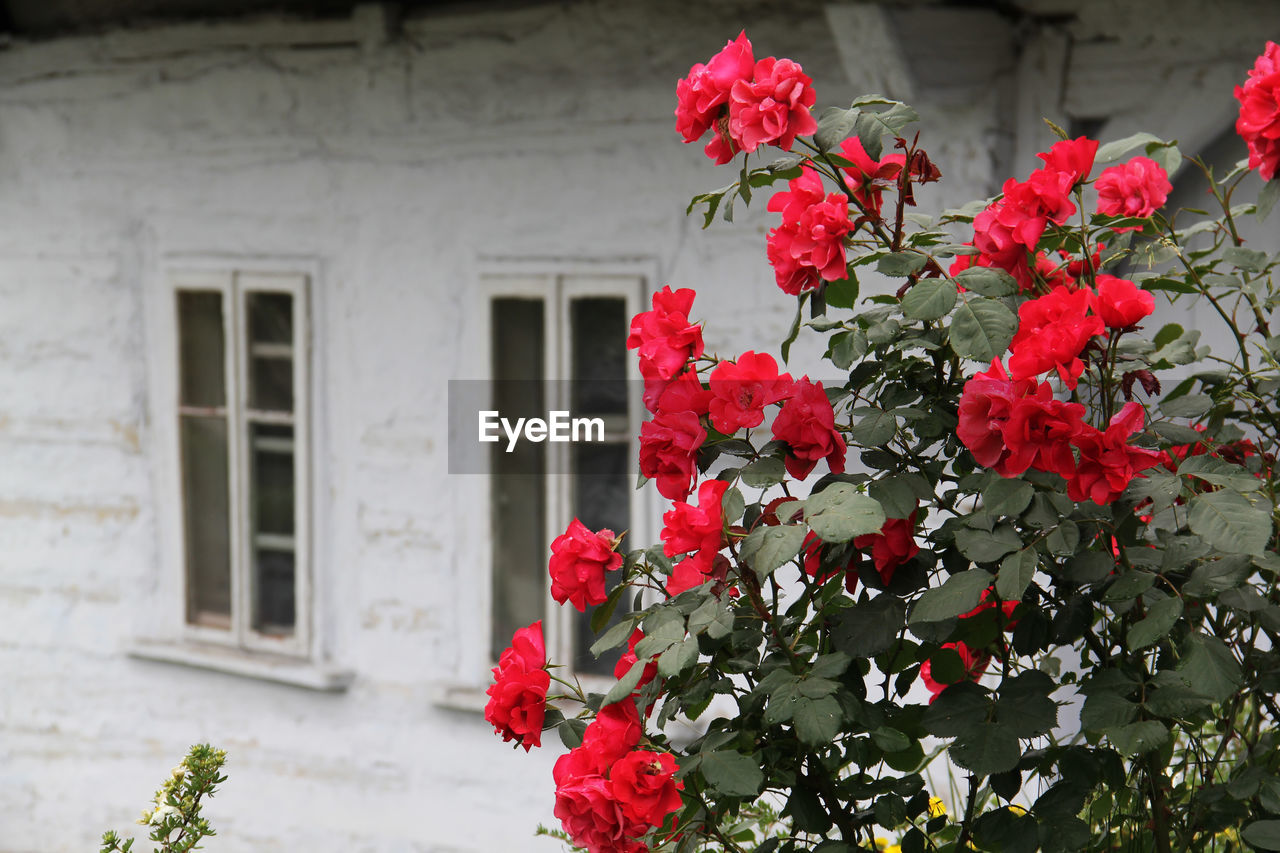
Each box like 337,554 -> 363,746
0,0 -> 1275,849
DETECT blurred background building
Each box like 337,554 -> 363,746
0,0 -> 1275,849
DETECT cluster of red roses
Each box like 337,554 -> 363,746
953,137 -> 1172,292
1235,40 -> 1280,181
630,286 -> 847,503
552,701 -> 683,853
675,31 -> 817,165
801,511 -> 920,595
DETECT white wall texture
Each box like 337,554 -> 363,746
0,1 -> 1273,850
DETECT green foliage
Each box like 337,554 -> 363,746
100,744 -> 227,853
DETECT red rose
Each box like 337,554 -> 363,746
920,641 -> 990,702
639,372 -> 711,500
957,360 -> 1036,472
583,700 -> 643,766
609,751 -> 684,828
661,479 -> 729,557
766,167 -> 852,296
838,137 -> 890,216
484,620 -> 550,751
971,197 -> 1039,291
1235,41 -> 1280,181
853,512 -> 920,585
958,587 -> 1021,628
1008,170 -> 1076,225
1000,388 -> 1087,479
674,31 -> 754,165
666,549 -> 715,596
1007,285 -> 1104,388
771,377 -> 847,480
550,519 -> 624,612
614,628 -> 659,689
1037,136 -> 1099,187
627,287 -> 704,390
1095,156 -> 1172,230
1093,274 -> 1154,330
728,56 -> 817,153
553,765 -> 647,853
708,351 -> 794,433
1068,402 -> 1163,505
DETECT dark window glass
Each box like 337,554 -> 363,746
247,292 -> 294,413
180,415 -> 232,627
572,441 -> 631,675
490,298 -> 547,661
571,297 -> 628,415
178,292 -> 226,409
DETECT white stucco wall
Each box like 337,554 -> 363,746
0,0 -> 1272,850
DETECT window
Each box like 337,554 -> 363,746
483,271 -> 645,677
172,270 -> 311,656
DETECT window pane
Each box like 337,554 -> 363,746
178,291 -> 226,409
490,298 -> 546,660
572,441 -> 631,675
571,297 -> 628,415
248,292 -> 293,344
181,415 -> 231,627
247,292 -> 294,412
253,548 -> 296,636
251,423 -> 295,536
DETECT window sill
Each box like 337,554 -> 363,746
128,639 -> 355,692
434,682 -> 491,713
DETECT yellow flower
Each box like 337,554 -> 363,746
1007,803 -> 1028,816
928,796 -> 947,818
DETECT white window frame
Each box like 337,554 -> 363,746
447,258 -> 659,700
132,260 -> 347,689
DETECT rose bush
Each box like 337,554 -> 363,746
491,32 -> 1280,853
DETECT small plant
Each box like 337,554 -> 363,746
100,744 -> 228,853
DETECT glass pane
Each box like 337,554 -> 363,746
253,548 -> 296,636
490,298 -> 547,660
572,441 -> 631,675
248,292 -> 293,345
571,297 -> 628,415
178,291 -> 226,409
180,415 -> 231,627
249,356 -> 293,412
251,423 -> 294,536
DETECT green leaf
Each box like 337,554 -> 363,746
825,275 -> 860,310
1159,394 -> 1212,419
805,483 -> 886,543
1224,245 -> 1269,272
995,670 -> 1059,738
900,277 -> 957,320
602,664 -> 645,707
688,596 -> 734,639
949,721 -> 1021,776
1126,595 -> 1183,650
1258,177 -> 1280,222
657,636 -> 701,678
1096,132 -> 1164,163
983,478 -> 1034,517
833,595 -> 908,658
741,524 -> 807,578
922,681 -> 990,737
869,476 -> 922,519
780,292 -> 808,363
1243,820 -> 1280,850
793,696 -> 844,745
590,616 -> 640,658
1081,692 -> 1139,731
1179,455 -> 1262,492
722,486 -> 746,524
741,456 -> 787,489
910,569 -> 993,624
1104,570 -> 1156,602
701,750 -> 764,798
870,726 -> 911,753
1176,632 -> 1243,702
879,252 -> 930,278
950,296 -> 1017,363
1107,720 -> 1169,756
955,524 -> 1022,563
954,266 -> 1018,297
1184,554 -> 1252,597
1188,490 -> 1272,556
854,102 -> 919,159
997,549 -> 1038,601
814,106 -> 859,152
851,409 -> 897,447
